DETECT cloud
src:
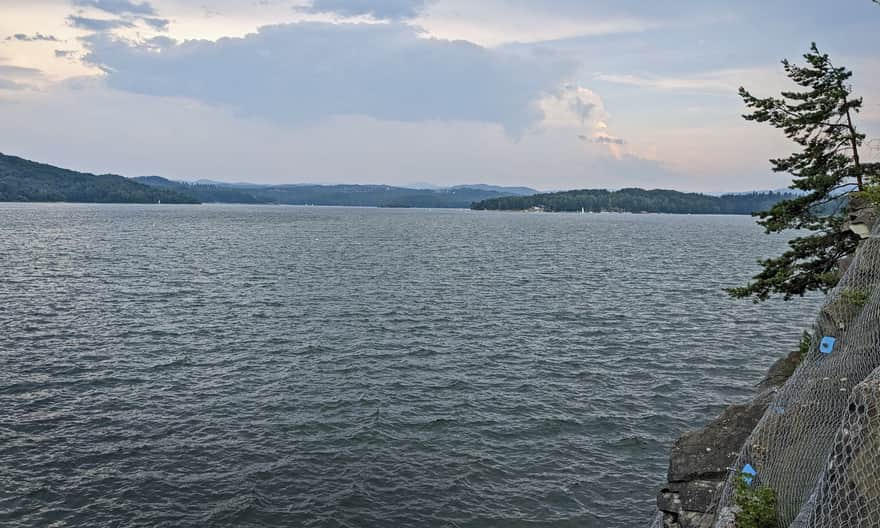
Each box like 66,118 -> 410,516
413,1 -> 660,47
0,80 -> 691,191
72,0 -> 157,16
536,85 -> 632,159
588,136 -> 626,145
0,78 -> 28,91
141,36 -> 176,48
55,50 -> 77,58
68,0 -> 166,34
0,65 -> 43,78
67,16 -> 135,31
594,68 -> 791,96
7,33 -> 60,42
81,22 -> 576,131
140,17 -> 169,31
567,94 -> 595,126
539,85 -> 612,133
305,0 -> 433,20
595,73 -> 736,93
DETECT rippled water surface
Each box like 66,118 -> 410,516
1,204 -> 822,527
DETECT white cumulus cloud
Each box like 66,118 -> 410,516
81,22 -> 578,132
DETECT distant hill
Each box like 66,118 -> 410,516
0,152 -> 529,207
0,153 -> 198,204
132,176 -> 270,204
134,177 -> 527,208
471,188 -> 800,215
0,152 -> 807,213
449,184 -> 538,196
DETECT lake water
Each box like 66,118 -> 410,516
0,204 -> 821,527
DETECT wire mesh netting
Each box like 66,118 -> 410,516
789,366 -> 880,527
713,222 -> 880,527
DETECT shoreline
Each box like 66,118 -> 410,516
0,201 -> 760,215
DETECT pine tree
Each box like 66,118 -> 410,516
727,43 -> 878,302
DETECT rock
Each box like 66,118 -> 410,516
659,480 -> 723,512
652,349 -> 802,527
847,196 -> 880,238
757,349 -> 801,392
678,510 -> 716,528
668,396 -> 771,483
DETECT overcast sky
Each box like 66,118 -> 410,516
1,0 -> 878,191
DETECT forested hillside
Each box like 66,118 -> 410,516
471,188 -> 799,214
0,152 -> 806,214
134,176 -> 529,208
132,176 -> 269,204
0,153 -> 198,204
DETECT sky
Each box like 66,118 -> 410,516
0,0 -> 878,191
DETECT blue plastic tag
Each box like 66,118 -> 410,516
820,336 -> 836,354
742,464 -> 757,485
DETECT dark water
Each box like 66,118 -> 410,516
0,204 -> 821,527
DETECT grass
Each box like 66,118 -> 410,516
799,332 -> 812,360
841,287 -> 870,307
734,475 -> 778,528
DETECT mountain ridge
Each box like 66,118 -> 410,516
1,152 -> 807,213
471,187 -> 803,215
0,153 -> 198,204
132,175 -> 535,208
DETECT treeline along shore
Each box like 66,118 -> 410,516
2,151 -> 814,214
470,188 -> 812,215
0,152 -> 531,208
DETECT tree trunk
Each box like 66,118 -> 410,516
845,103 -> 864,191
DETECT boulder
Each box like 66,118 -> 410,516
653,350 -> 801,527
847,196 -> 880,238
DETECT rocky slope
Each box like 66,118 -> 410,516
650,201 -> 880,528
652,351 -> 801,528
